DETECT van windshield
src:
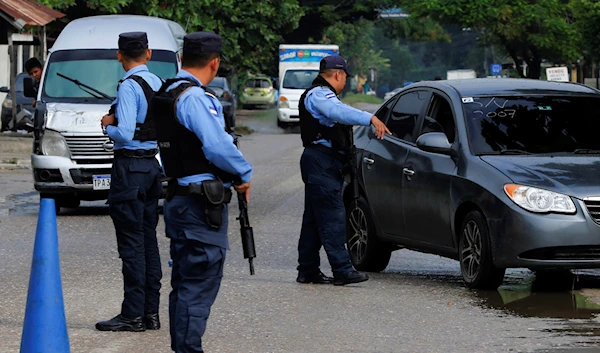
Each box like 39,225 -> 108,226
282,70 -> 318,89
42,49 -> 178,103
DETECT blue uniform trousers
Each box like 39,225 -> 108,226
298,147 -> 353,278
108,154 -> 163,319
164,195 -> 228,353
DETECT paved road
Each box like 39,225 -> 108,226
1,110 -> 600,352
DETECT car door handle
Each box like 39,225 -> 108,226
403,168 -> 415,176
363,157 -> 375,165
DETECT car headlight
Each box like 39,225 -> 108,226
2,97 -> 12,109
279,96 -> 289,109
504,184 -> 576,214
41,130 -> 71,158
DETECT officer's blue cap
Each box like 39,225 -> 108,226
320,55 -> 352,77
118,32 -> 148,51
184,32 -> 228,61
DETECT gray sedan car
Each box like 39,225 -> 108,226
346,78 -> 600,289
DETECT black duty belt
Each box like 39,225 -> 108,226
114,148 -> 158,158
306,143 -> 347,163
174,184 -> 233,203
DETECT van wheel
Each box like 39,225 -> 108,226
345,196 -> 391,272
459,211 -> 505,289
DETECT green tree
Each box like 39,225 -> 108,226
323,19 -> 390,80
40,0 -> 303,74
571,0 -> 600,65
399,0 -> 580,79
288,0 -> 395,43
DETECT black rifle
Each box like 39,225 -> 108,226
231,133 -> 257,275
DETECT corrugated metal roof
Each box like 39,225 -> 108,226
0,0 -> 64,27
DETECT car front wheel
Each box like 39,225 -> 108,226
346,196 -> 391,272
459,210 -> 505,289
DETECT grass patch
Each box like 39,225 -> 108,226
3,158 -> 18,164
234,125 -> 255,135
341,93 -> 384,105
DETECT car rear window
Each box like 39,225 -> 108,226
245,79 -> 271,89
463,95 -> 600,154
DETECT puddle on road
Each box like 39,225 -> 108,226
477,271 -> 600,351
1,190 -> 111,216
476,272 -> 600,320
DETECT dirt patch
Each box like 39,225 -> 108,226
0,135 -> 32,163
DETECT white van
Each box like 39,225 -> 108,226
25,15 -> 184,212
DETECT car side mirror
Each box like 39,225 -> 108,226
416,132 -> 453,155
0,86 -> 8,93
23,77 -> 36,98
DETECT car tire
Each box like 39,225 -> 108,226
346,196 -> 392,272
277,119 -> 286,129
459,210 -> 505,289
41,194 -> 80,214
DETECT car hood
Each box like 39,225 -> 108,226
481,155 -> 600,199
46,103 -> 109,133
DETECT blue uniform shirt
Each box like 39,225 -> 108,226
305,86 -> 373,148
107,65 -> 163,150
165,70 -> 253,187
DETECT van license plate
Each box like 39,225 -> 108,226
92,175 -> 111,190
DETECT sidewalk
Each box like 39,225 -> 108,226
0,134 -> 32,170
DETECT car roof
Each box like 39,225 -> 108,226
51,15 -> 185,52
410,78 -> 600,97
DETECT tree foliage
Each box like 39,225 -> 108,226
40,0 -> 304,74
398,0 -> 580,79
323,20 -> 390,78
571,0 -> 600,64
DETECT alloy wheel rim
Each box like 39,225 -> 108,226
348,206 -> 368,262
461,220 -> 482,280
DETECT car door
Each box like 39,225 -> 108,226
362,89 -> 431,236
402,92 -> 458,248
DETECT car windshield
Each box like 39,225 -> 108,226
208,77 -> 225,89
245,78 -> 271,89
42,49 -> 178,103
464,95 -> 600,155
282,70 -> 318,89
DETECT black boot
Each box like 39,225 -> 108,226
144,312 -> 160,330
333,271 -> 369,286
95,314 -> 145,332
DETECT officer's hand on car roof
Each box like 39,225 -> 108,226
370,116 -> 390,139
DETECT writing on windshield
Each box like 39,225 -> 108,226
463,96 -> 600,154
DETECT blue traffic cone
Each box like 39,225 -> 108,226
20,198 -> 70,352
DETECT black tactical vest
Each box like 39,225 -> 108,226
151,78 -> 240,183
109,75 -> 158,141
299,75 -> 353,152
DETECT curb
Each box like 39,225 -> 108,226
0,160 -> 31,170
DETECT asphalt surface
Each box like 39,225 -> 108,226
1,108 -> 600,352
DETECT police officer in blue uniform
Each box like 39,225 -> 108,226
152,32 -> 252,352
297,55 -> 390,286
96,32 -> 163,332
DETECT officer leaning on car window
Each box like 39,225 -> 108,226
96,32 -> 164,333
152,32 -> 252,353
297,55 -> 390,286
